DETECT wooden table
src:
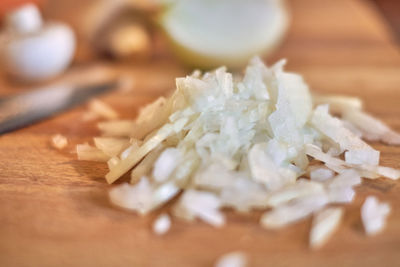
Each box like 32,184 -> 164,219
1,0 -> 400,266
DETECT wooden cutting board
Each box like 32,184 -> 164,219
1,0 -> 399,266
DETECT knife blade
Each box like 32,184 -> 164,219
0,80 -> 118,134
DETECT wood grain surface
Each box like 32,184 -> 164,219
1,0 -> 400,266
372,0 -> 400,39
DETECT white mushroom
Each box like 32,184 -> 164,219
0,4 -> 76,82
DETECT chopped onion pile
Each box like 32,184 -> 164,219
78,57 -> 399,248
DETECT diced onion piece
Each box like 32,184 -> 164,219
268,84 -> 303,146
311,105 -> 379,166
278,72 -> 312,128
51,134 -> 68,149
98,120 -> 135,137
248,143 -> 295,190
341,120 -> 363,138
327,186 -> 355,203
215,251 -> 248,267
172,151 -> 200,187
194,163 -> 240,191
310,207 -> 343,249
152,213 -> 171,235
220,178 -> 269,212
306,145 -> 398,180
327,169 -> 361,189
152,182 -> 180,210
109,177 -> 179,215
312,94 -> 362,114
89,99 -> 119,120
106,118 -> 187,184
305,144 -> 346,167
343,109 -> 400,145
109,178 -> 153,215
136,97 -> 167,124
131,96 -> 180,140
325,163 -> 348,174
173,190 -> 225,227
152,148 -> 181,182
94,137 -> 130,157
374,166 -> 400,180
77,143 -> 109,162
265,179 -> 324,207
309,167 -> 335,182
260,194 -> 329,229
345,149 -> 380,166
352,164 -> 400,180
130,145 -> 164,184
361,196 -> 391,235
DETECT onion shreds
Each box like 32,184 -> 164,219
305,144 -> 397,180
105,120 -> 186,184
310,207 -> 344,249
220,177 -> 269,212
326,169 -> 361,189
109,177 -> 180,215
51,134 -> 68,149
341,120 -> 363,138
264,179 -> 324,208
131,97 -> 173,140
304,144 -> 346,168
77,143 -> 109,162
361,196 -> 391,236
109,177 -> 153,214
343,109 -> 400,145
130,145 -> 164,184
215,251 -> 248,267
248,143 -> 296,190
173,190 -> 225,227
260,194 -> 329,229
152,213 -> 171,235
78,57 -> 400,247
94,137 -> 130,157
311,105 -> 380,166
152,148 -> 181,183
312,94 -> 363,114
323,169 -> 360,204
309,166 -> 335,182
89,99 -> 119,120
327,186 -> 355,203
98,120 -> 135,137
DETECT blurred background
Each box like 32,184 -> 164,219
0,0 -> 398,84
